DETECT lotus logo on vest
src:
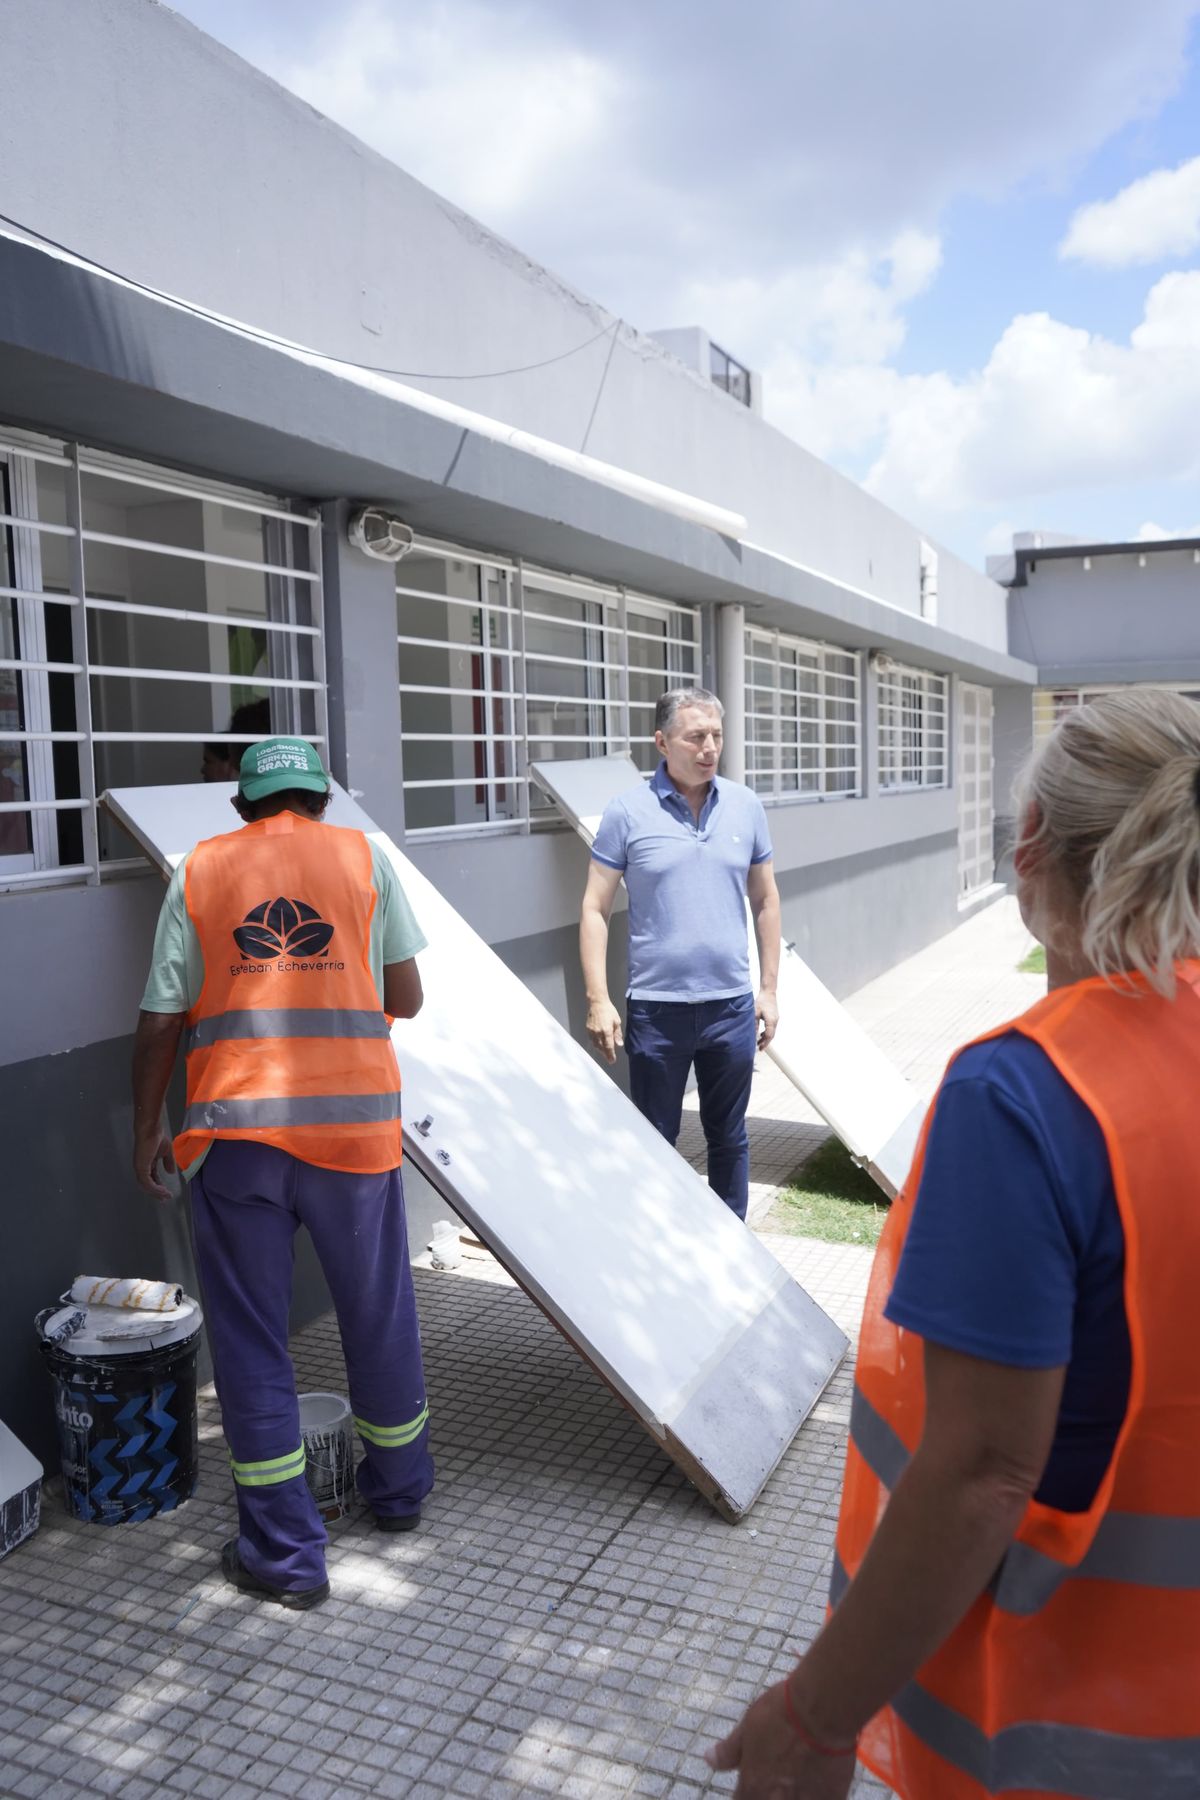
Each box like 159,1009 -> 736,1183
231,897 -> 346,975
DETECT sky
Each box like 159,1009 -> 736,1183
167,0 -> 1200,566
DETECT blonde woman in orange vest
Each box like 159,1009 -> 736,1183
132,739 -> 434,1609
708,688 -> 1200,1797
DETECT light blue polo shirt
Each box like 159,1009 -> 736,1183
591,762 -> 773,1002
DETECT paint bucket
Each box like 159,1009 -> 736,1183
35,1296 -> 203,1525
298,1391 -> 355,1523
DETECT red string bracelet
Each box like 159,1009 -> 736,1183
781,1680 -> 858,1758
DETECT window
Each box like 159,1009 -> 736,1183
957,683 -> 994,898
397,543 -> 699,835
0,427 -> 325,890
745,627 -> 862,801
709,341 -> 752,408
1034,683 -> 1200,747
877,661 -> 948,791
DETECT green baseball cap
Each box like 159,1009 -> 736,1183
238,736 -> 331,802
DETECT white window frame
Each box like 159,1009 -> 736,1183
0,426 -> 325,892
744,625 -> 862,803
1034,681 -> 1200,744
956,682 -> 994,900
877,660 -> 949,793
396,538 -> 699,839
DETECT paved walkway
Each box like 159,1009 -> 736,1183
2,900 -> 1043,1800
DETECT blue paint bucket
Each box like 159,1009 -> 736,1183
36,1296 -> 203,1525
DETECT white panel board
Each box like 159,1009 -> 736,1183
530,755 -> 926,1198
103,782 -> 848,1519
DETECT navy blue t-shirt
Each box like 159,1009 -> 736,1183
886,1032 -> 1131,1512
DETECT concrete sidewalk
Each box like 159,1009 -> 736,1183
2,899 -> 1043,1799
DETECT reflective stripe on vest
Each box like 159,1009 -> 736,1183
176,813 -> 404,1175
183,1092 -> 402,1133
832,1549 -> 1198,1793
849,1351 -> 1200,1616
186,1007 -> 392,1053
833,971 -> 1200,1798
891,1681 -> 1200,1800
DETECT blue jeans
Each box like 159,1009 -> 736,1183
625,993 -> 758,1220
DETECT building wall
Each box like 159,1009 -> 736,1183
2,0 -> 1007,655
1008,550 -> 1200,685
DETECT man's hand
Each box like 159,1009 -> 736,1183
705,1681 -> 856,1799
585,998 -> 625,1065
133,1129 -> 177,1202
755,990 -> 779,1049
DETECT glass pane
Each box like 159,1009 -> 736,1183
0,481 -> 32,857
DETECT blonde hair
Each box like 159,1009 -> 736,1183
1018,688 -> 1200,995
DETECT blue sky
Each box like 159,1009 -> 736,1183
167,0 -> 1200,565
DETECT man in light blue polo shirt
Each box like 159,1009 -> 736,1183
580,688 -> 781,1219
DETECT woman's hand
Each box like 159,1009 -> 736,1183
705,1681 -> 856,1799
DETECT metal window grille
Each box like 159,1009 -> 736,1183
396,540 -> 699,837
0,426 -> 325,891
1033,682 -> 1200,746
957,682 -> 994,897
744,626 -> 862,802
877,662 -> 948,792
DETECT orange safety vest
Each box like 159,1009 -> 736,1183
173,812 -> 404,1175
836,968 -> 1200,1799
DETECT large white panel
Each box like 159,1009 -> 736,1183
103,781 -> 848,1519
530,754 -> 925,1197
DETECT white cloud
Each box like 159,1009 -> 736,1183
861,271 -> 1200,526
265,2 -> 622,225
1137,519 -> 1200,539
1060,155 -> 1200,267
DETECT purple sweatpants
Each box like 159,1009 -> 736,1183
190,1139 -> 434,1592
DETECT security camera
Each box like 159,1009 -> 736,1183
348,506 -> 415,563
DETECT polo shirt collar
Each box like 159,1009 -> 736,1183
651,758 -> 719,810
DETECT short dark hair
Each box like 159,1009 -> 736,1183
236,787 -> 330,822
655,687 -> 724,735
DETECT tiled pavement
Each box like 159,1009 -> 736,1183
2,900 -> 1042,1798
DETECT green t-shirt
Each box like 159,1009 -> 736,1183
141,840 -> 426,1014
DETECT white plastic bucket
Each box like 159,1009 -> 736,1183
298,1391 -> 354,1522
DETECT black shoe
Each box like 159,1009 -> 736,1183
220,1539 -> 330,1610
374,1509 -> 421,1534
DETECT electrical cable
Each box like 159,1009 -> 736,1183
0,209 -> 622,382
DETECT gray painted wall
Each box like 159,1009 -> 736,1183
1009,550 -> 1200,685
2,0 -> 1008,655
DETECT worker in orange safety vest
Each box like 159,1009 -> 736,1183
708,687 -> 1200,1798
132,738 -> 434,1609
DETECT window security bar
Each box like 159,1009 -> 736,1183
396,541 -> 699,836
0,429 -> 326,894
85,596 -> 321,637
86,664 -> 322,692
78,460 -> 323,529
79,528 -> 319,582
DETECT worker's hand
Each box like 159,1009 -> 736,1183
706,1680 -> 856,1798
755,990 -> 779,1050
134,1129 -> 177,1201
585,998 -> 624,1065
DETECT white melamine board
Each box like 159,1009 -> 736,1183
530,755 -> 926,1198
103,782 -> 848,1519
